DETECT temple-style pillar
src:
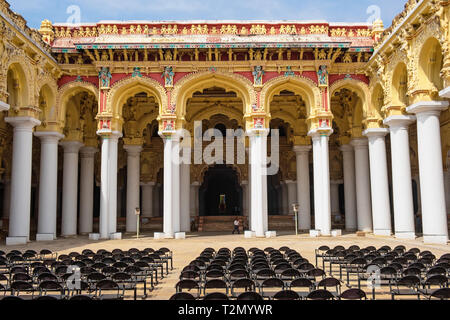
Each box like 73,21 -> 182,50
180,163 -> 191,232
5,117 -> 40,244
407,101 -> 449,244
98,132 -> 122,239
285,180 -> 297,215
330,181 -> 341,223
190,182 -> 200,218
141,182 -> 155,218
294,146 -> 312,230
340,145 -> 357,231
35,131 -> 64,241
364,128 -> 392,236
309,130 -> 332,236
124,145 -> 142,233
384,115 -> 416,239
79,147 -> 97,235
60,141 -> 83,237
351,138 -> 373,232
248,129 -> 269,237
161,135 -> 181,238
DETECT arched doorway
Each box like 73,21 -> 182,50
199,165 -> 242,216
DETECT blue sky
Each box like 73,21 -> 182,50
8,0 -> 406,29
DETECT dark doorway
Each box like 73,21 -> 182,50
199,165 -> 242,216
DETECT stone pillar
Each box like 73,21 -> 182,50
384,115 -> 416,239
285,180 -> 297,215
351,138 -> 373,232
161,135 -> 181,238
445,170 -> 450,215
141,182 -> 155,218
180,163 -> 191,232
310,130 -> 332,235
98,132 -> 122,239
248,130 -> 269,237
60,141 -> 83,237
5,117 -> 40,244
294,146 -> 312,230
79,147 -> 97,235
35,131 -> 64,240
281,182 -> 288,215
364,128 -> 392,236
154,184 -> 161,217
124,145 -> 142,233
190,182 -> 200,218
407,101 -> 449,244
340,145 -> 357,231
330,181 -> 341,223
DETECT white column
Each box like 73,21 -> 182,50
141,182 -> 155,218
35,131 -> 64,240
407,101 -> 449,244
249,129 -> 269,237
311,134 -> 322,232
294,146 -> 311,230
384,115 -> 416,239
124,145 -> 142,233
79,147 -> 97,235
154,184 -> 161,217
351,138 -> 373,232
108,133 -> 121,237
2,179 -> 11,219
0,101 -> 9,112
180,163 -> 191,232
99,135 -> 110,239
285,180 -> 297,215
5,117 -> 40,245
330,181 -> 341,223
281,182 -> 288,215
445,170 -> 450,215
364,128 -> 392,236
340,145 -> 357,231
60,141 -> 83,237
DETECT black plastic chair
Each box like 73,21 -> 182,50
339,288 -> 367,300
237,291 -> 264,300
273,290 -> 299,300
203,292 -> 229,300
170,292 -> 196,300
307,289 -> 334,300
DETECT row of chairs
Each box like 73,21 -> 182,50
0,247 -> 173,300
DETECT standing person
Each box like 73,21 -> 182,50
232,218 -> 240,234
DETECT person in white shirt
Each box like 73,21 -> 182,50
232,218 -> 240,234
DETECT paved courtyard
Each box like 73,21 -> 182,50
1,232 -> 448,300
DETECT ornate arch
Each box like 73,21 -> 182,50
197,163 -> 244,185
172,71 -> 256,117
185,104 -> 245,130
107,76 -> 167,117
270,111 -> 297,128
260,75 -> 320,117
137,113 -> 159,136
329,78 -> 371,118
5,55 -> 33,107
56,81 -> 99,123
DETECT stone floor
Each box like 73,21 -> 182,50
1,231 -> 448,300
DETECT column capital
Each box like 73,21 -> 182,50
60,141 -> 84,153
351,138 -> 369,149
5,116 -> 41,129
383,115 -> 416,128
331,179 -> 344,185
285,180 -> 296,185
406,100 -> 449,116
339,144 -> 354,153
439,86 -> 450,99
34,131 -> 65,142
141,181 -> 156,187
191,181 -> 201,187
293,145 -> 312,154
241,180 -> 248,185
363,128 -> 389,138
0,101 -> 10,112
80,146 -> 98,157
97,130 -> 122,140
308,128 -> 333,139
124,144 -> 143,155
246,128 -> 270,137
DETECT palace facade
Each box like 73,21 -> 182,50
0,0 -> 449,245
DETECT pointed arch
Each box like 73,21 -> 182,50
329,78 -> 371,118
56,81 -> 99,124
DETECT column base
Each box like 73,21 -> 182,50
423,235 -> 448,244
244,231 -> 256,238
61,234 -> 78,239
309,230 -> 321,237
6,237 -> 27,245
374,230 -> 392,236
265,231 -> 277,238
331,230 -> 342,237
36,234 -> 55,241
89,233 -> 100,241
395,232 -> 416,240
175,232 -> 186,239
110,232 -> 122,240
154,232 -> 166,239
